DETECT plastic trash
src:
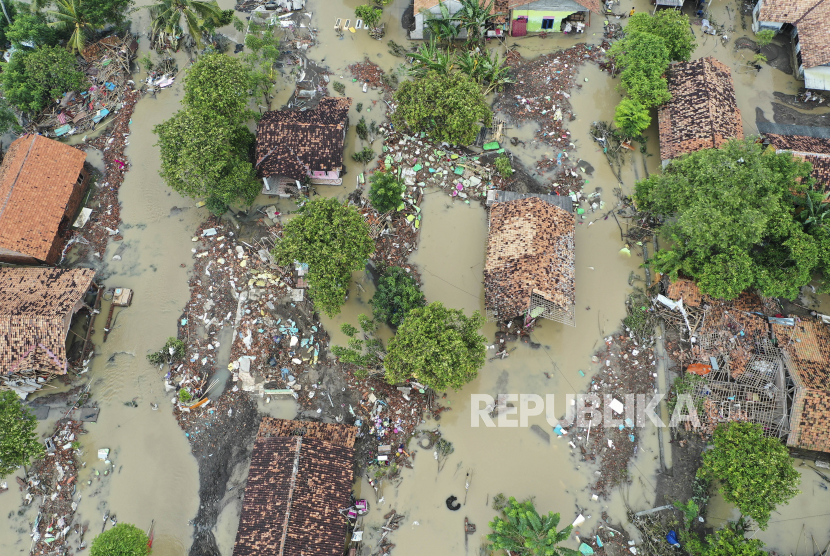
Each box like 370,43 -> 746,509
579,543 -> 594,555
666,531 -> 680,547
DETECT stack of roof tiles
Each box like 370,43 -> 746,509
484,196 -> 575,320
657,57 -> 743,161
255,97 -> 352,181
232,418 -> 357,556
765,132 -> 830,192
0,135 -> 88,264
759,0 -> 830,69
0,268 -> 95,380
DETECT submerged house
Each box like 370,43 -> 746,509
509,0 -> 601,35
484,194 -> 575,325
760,123 -> 830,193
255,97 -> 352,194
752,0 -> 830,90
657,57 -> 743,166
232,418 -> 357,556
411,0 -> 510,40
0,267 -> 96,398
0,135 -> 90,265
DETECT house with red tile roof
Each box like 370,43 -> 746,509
0,135 -> 90,265
508,0 -> 600,36
762,124 -> 830,194
232,418 -> 357,556
0,267 -> 96,398
752,0 -> 830,90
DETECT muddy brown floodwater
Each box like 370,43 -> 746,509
2,0 -> 829,554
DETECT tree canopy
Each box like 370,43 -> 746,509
271,198 -> 374,317
614,97 -> 651,137
5,10 -> 59,48
0,391 -> 44,477
154,54 -> 259,210
693,524 -> 766,556
635,139 -> 820,299
0,45 -> 87,114
626,10 -> 695,62
699,422 -> 799,529
368,170 -> 404,214
384,301 -> 485,390
609,31 -> 671,108
371,266 -> 425,327
392,70 -> 491,146
90,523 -> 150,556
487,497 -> 578,556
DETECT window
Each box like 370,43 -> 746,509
541,18 -> 555,30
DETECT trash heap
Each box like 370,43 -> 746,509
569,333 -> 658,498
25,420 -> 85,556
378,127 -> 503,204
29,35 -> 138,138
348,58 -> 396,96
354,197 -> 422,283
142,56 -> 179,94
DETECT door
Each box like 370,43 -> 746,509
512,17 -> 527,36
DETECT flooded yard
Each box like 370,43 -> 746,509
3,0 -> 830,555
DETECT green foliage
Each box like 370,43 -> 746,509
77,0 -> 134,28
0,390 -> 44,477
271,197 -> 374,317
494,155 -> 513,178
423,2 -> 459,45
0,1 -> 18,46
673,499 -> 700,530
155,54 -> 259,208
635,139 -> 819,299
356,116 -> 369,141
752,53 -> 767,65
487,497 -> 578,556
47,0 -> 101,53
491,493 -> 508,511
341,323 -> 358,337
332,81 -> 346,94
368,170 -> 404,213
146,337 -> 186,366
243,29 -> 279,105
332,314 -> 385,374
667,371 -> 705,415
699,422 -> 799,529
626,11 -> 696,62
6,10 -> 59,48
684,521 -> 766,556
0,98 -> 21,135
371,266 -> 425,327
392,70 -> 491,146
755,29 -> 775,48
609,31 -> 671,108
352,145 -> 375,164
205,196 -> 228,216
384,302 -> 486,390
355,4 -> 381,29
355,102 -> 363,113
0,46 -> 86,114
178,388 -> 193,403
614,97 -> 651,137
410,39 -> 513,94
90,523 -> 150,556
148,0 -> 227,48
454,0 -> 497,46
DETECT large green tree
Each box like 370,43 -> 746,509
609,30 -> 671,108
392,70 -> 491,146
90,523 -> 149,556
5,9 -> 59,48
635,139 -> 818,299
368,170 -> 404,213
699,422 -> 799,529
384,301 -> 485,390
0,391 -> 44,477
271,197 -> 374,317
47,0 -> 101,53
371,266 -> 425,327
182,52 -> 253,125
148,0 -> 231,48
626,10 -> 696,62
0,45 -> 86,113
487,497 -> 578,556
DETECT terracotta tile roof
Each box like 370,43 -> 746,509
666,279 -> 706,307
484,196 -> 575,319
509,0 -> 602,13
256,97 -> 352,181
657,57 -> 743,161
0,135 -> 87,261
759,0 -> 830,68
233,419 -> 356,556
0,267 -> 96,377
257,417 -> 357,447
765,133 -> 830,192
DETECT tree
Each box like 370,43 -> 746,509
331,315 -> 385,378
368,170 -> 404,213
148,0 -> 229,48
0,45 -> 87,114
90,523 -> 150,556
384,302 -> 485,390
81,0 -> 135,28
614,97 -> 651,137
487,497 -> 578,556
371,267 -> 425,327
454,0 -> 497,46
699,422 -> 799,529
701,523 -> 766,556
610,31 -> 671,108
634,139 -> 819,299
47,0 -> 101,53
494,154 -> 513,178
755,28 -> 775,48
0,0 -> 17,43
5,10 -> 60,48
626,11 -> 696,62
355,4 -> 381,31
243,27 -> 279,106
392,70 -> 491,146
183,53 -> 254,125
271,198 -> 374,317
0,391 -> 44,477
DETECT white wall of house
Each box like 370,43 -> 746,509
805,66 -> 830,91
751,0 -> 784,32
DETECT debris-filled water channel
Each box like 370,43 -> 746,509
2,0 -> 830,555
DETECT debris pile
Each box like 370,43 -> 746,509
348,58 -> 396,95
30,35 -> 138,138
354,197 -> 421,282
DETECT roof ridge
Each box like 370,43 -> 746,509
794,0 -> 829,24
0,135 -> 37,221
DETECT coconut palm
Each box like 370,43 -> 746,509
455,0 -> 498,46
47,0 -> 100,53
148,0 -> 226,48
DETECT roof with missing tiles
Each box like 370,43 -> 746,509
484,196 -> 575,319
0,135 -> 87,261
765,132 -> 830,192
255,97 -> 352,181
657,57 -> 743,161
0,267 -> 96,377
232,419 -> 356,556
759,0 -> 830,68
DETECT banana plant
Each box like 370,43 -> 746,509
423,2 -> 459,46
454,0 -> 497,47
408,37 -> 453,78
478,49 -> 513,94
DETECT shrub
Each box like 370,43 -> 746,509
371,266 -> 426,327
90,523 -> 149,556
205,196 -> 228,216
368,170 -> 404,213
146,337 -> 186,366
494,155 -> 513,178
333,81 -> 346,94
755,29 -> 775,48
614,98 -> 651,137
352,145 -> 375,164
178,389 -> 193,403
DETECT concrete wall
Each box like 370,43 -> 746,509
412,0 -> 464,39
511,0 -> 586,33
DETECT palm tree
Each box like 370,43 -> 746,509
487,497 -> 579,556
148,0 -> 226,49
47,0 -> 100,53
454,0 -> 497,47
